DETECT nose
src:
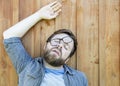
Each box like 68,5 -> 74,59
57,43 -> 62,49
57,41 -> 64,49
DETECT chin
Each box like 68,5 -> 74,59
44,52 -> 65,67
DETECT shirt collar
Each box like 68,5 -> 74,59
37,58 -> 75,75
63,64 -> 75,75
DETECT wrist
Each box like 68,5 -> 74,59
36,10 -> 43,20
33,11 -> 42,22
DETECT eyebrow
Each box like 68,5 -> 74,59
52,36 -> 70,40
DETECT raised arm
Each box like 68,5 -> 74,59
3,1 -> 62,74
3,1 -> 62,39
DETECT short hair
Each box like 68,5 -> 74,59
46,29 -> 78,57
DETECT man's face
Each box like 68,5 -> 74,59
43,33 -> 74,67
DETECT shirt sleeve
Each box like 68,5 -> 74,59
3,37 -> 33,74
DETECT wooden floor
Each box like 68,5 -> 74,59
0,0 -> 119,86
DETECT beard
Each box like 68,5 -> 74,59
43,47 -> 66,67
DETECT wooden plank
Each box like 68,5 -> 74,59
30,0 -> 41,58
99,0 -> 120,86
0,0 -> 19,86
77,0 -> 99,86
99,1 -> 106,85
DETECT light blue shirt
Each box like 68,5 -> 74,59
40,68 -> 65,86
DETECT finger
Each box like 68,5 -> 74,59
52,5 -> 62,12
49,1 -> 58,7
51,2 -> 62,8
52,1 -> 61,6
55,9 -> 61,14
51,3 -> 62,12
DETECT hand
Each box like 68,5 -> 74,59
39,1 -> 62,19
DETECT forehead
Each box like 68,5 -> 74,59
52,33 -> 71,39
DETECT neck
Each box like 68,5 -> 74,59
43,60 -> 63,70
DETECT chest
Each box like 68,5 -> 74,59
40,73 -> 65,86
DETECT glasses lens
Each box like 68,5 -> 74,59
51,39 -> 59,46
63,37 -> 72,43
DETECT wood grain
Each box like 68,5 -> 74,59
99,0 -> 120,86
0,0 -> 119,86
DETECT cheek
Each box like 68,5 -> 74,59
64,47 -> 73,57
45,43 -> 53,50
62,49 -> 71,58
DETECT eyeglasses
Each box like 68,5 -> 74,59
50,36 -> 73,48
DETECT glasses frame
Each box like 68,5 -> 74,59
50,36 -> 73,49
